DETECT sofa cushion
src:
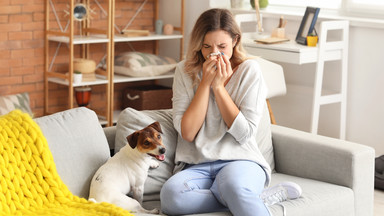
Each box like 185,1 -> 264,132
141,172 -> 355,216
34,107 -> 111,199
268,173 -> 354,216
115,108 -> 178,202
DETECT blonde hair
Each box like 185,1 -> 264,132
184,8 -> 247,85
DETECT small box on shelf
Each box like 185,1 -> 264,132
122,85 -> 172,110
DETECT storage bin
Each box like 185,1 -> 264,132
122,85 -> 172,110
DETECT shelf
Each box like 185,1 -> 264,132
114,33 -> 182,42
113,72 -> 174,83
48,33 -> 182,45
48,73 -> 174,86
47,74 -> 109,86
48,35 -> 109,44
45,0 -> 184,127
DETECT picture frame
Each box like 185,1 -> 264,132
295,7 -> 320,45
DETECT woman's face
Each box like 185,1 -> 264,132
201,30 -> 237,60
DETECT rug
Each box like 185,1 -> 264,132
0,110 -> 134,216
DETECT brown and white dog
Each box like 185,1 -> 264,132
89,122 -> 166,214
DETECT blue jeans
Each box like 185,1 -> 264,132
160,160 -> 270,216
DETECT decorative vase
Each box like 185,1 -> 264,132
155,19 -> 163,35
75,86 -> 92,107
73,72 -> 82,84
251,0 -> 269,9
163,24 -> 174,35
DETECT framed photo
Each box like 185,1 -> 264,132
295,7 -> 320,45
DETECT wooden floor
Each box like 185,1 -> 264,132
375,189 -> 384,216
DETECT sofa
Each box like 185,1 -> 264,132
32,106 -> 375,216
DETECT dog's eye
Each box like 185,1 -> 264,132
144,140 -> 150,146
157,134 -> 161,139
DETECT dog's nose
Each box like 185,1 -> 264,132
159,147 -> 166,154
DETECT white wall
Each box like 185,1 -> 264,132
158,0 -> 211,60
162,0 -> 384,156
262,16 -> 384,156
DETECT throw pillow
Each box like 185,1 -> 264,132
34,107 -> 111,199
115,108 -> 178,202
0,92 -> 33,116
102,52 -> 177,77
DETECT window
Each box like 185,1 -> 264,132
269,0 -> 384,18
345,0 -> 384,17
348,0 -> 384,6
269,0 -> 342,9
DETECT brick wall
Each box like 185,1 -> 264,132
0,0 -> 45,116
1,0 -> 156,117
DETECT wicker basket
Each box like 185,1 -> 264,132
123,85 -> 172,110
73,58 -> 96,74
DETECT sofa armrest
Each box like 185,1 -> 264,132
103,126 -> 116,151
271,124 -> 375,216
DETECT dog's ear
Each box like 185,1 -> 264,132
149,121 -> 162,134
126,132 -> 139,149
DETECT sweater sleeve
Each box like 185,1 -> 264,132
227,60 -> 267,145
172,61 -> 193,136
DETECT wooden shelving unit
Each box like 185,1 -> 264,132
44,0 -> 114,125
44,0 -> 184,126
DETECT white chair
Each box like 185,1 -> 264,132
256,57 -> 287,124
235,14 -> 286,124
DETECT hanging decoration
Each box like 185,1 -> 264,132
64,3 -> 96,21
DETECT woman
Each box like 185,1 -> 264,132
160,8 -> 297,216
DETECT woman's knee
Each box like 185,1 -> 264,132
214,161 -> 266,200
160,179 -> 185,215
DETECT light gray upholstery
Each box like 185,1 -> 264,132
32,107 -> 374,216
271,124 -> 375,216
113,110 -> 374,216
34,107 -> 111,199
132,124 -> 375,216
268,173 -> 354,216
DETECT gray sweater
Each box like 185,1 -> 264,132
172,59 -> 271,185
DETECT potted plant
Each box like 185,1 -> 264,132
306,31 -> 318,47
73,70 -> 82,84
251,0 -> 269,9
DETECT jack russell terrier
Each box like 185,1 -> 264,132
89,121 -> 166,214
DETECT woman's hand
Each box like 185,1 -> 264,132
211,54 -> 233,90
201,57 -> 218,87
210,54 -> 239,129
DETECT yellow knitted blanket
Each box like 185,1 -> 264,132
0,110 -> 134,216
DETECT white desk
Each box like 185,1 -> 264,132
241,21 -> 349,140
242,36 -> 342,65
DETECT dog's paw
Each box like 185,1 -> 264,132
148,208 -> 160,214
137,208 -> 160,214
149,160 -> 160,169
88,198 -> 97,203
